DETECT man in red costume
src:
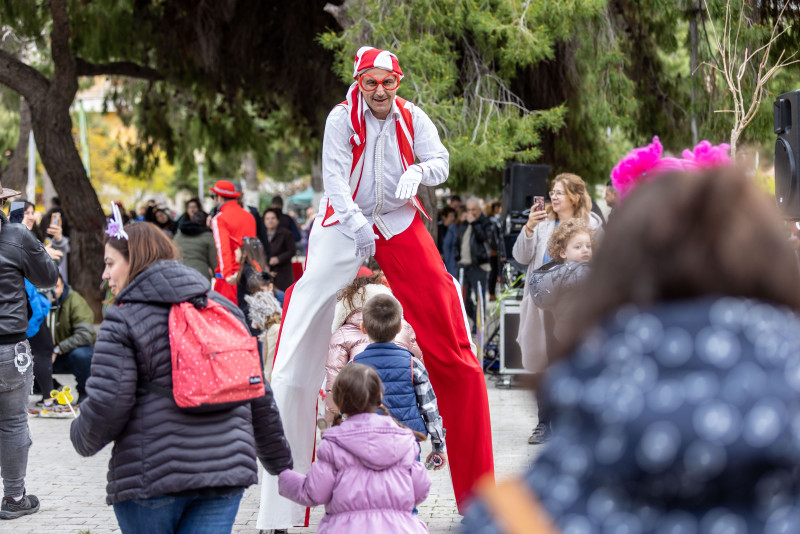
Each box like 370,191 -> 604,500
258,47 -> 494,531
210,180 -> 255,304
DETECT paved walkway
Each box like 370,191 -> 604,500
9,374 -> 538,534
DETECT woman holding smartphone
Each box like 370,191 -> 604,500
512,173 -> 603,444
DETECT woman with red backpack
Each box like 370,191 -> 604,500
70,218 -> 293,534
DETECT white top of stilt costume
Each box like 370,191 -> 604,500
320,52 -> 449,240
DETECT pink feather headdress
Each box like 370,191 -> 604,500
610,136 -> 731,199
681,140 -> 732,170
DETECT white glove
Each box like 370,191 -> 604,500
354,223 -> 378,258
395,166 -> 422,200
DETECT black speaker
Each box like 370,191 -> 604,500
502,162 -> 551,216
498,300 -> 532,375
775,90 -> 800,218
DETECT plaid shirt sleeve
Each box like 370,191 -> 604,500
412,357 -> 446,453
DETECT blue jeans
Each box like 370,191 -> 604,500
52,345 -> 92,397
0,342 -> 34,497
113,488 -> 244,534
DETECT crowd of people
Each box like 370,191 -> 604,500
1,44 -> 798,534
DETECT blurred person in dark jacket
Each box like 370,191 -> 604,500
263,208 -> 296,292
456,198 -> 492,322
0,180 -> 59,520
270,195 -> 301,242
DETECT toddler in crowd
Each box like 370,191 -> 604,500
529,219 -> 594,343
278,363 -> 431,533
354,293 -> 447,470
325,272 -> 422,425
244,271 -> 282,381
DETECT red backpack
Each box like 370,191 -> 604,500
151,299 -> 265,411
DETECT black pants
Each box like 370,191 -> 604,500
29,324 -> 54,397
535,382 -> 550,426
536,310 -> 557,427
460,264 -> 489,323
488,255 -> 499,297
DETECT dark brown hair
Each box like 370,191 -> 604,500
560,167 -> 800,358
547,219 -> 594,263
362,293 -> 403,343
337,273 -> 385,311
105,222 -> 178,285
332,363 -> 385,426
238,237 -> 267,276
262,208 -> 282,222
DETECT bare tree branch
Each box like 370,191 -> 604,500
75,58 -> 165,81
702,0 -> 796,158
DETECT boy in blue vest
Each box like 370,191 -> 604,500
354,293 -> 448,471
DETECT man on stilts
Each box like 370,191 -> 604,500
257,46 -> 495,532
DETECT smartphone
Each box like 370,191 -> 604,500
51,212 -> 61,227
9,201 -> 25,224
533,196 -> 545,212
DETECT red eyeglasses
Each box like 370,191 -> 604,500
359,73 -> 400,92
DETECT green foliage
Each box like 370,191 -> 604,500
0,87 -> 20,161
2,0 -> 798,200
320,0 -> 607,194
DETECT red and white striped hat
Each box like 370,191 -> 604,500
352,46 -> 404,80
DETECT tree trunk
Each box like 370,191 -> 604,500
241,151 -> 260,208
31,99 -> 106,320
242,151 -> 258,191
311,158 -> 322,192
418,185 -> 438,242
2,98 -> 31,193
730,128 -> 739,161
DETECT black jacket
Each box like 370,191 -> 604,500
268,228 -> 297,292
70,260 -> 292,504
249,205 -> 271,257
456,214 -> 492,266
0,211 -> 59,342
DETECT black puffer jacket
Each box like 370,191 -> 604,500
70,260 -> 292,504
0,211 -> 59,342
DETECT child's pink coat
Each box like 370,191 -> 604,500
278,413 -> 431,533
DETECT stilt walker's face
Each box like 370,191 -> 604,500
359,67 -> 398,120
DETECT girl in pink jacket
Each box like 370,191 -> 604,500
325,272 -> 422,424
279,363 -> 431,533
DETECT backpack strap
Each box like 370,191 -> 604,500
476,476 -> 558,534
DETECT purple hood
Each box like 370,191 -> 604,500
323,412 -> 417,470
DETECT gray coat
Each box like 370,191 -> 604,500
0,211 -> 59,341
70,260 -> 292,504
529,261 -> 591,342
511,213 -> 602,372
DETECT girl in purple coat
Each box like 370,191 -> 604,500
278,363 -> 431,533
